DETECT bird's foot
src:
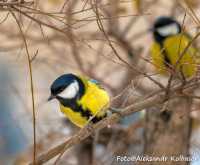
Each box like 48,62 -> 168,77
109,107 -> 123,117
85,122 -> 95,138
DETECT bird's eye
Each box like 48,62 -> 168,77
57,86 -> 66,93
51,86 -> 66,95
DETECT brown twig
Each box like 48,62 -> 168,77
10,11 -> 37,165
92,0 -> 165,90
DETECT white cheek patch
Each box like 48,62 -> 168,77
157,23 -> 179,36
58,80 -> 79,99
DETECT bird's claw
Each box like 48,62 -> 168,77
85,123 -> 95,138
110,107 -> 123,117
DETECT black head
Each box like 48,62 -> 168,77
152,16 -> 181,43
48,74 -> 85,102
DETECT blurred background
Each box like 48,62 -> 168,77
0,0 -> 200,164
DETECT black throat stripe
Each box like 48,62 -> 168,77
60,99 -> 106,123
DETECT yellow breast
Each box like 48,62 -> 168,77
60,80 -> 110,128
60,104 -> 88,127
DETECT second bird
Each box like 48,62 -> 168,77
151,16 -> 199,78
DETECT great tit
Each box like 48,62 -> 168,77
48,73 -> 110,128
150,16 -> 198,78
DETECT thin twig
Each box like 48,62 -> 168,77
11,11 -> 37,165
92,0 -> 165,90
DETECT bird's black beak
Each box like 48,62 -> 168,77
48,95 -> 55,101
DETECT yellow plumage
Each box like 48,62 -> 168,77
151,34 -> 198,77
60,76 -> 110,128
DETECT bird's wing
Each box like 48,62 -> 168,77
79,75 -> 104,89
89,78 -> 100,85
89,78 -> 105,89
164,34 -> 198,77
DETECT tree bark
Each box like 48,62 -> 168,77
141,97 -> 192,165
76,137 -> 93,165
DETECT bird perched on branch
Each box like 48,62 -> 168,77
48,73 -> 110,128
150,16 -> 199,78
